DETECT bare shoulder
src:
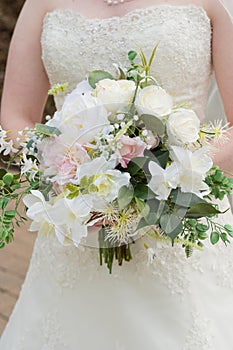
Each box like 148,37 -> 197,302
18,0 -> 50,19
201,0 -> 231,24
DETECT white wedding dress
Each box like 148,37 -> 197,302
1,5 -> 233,350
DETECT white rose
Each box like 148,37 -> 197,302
93,79 -> 136,113
135,85 -> 173,118
167,108 -> 200,145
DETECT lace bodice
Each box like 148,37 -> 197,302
41,5 -> 212,118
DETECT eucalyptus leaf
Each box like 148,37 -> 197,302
144,199 -> 169,225
127,157 -> 148,176
140,114 -> 165,137
88,70 -> 114,89
134,197 -> 146,212
170,189 -> 207,208
136,217 -> 149,231
134,184 -> 156,200
118,186 -> 134,211
160,214 -> 183,242
35,123 -> 61,136
150,149 -> 169,169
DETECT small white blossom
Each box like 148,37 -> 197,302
133,115 -> 139,121
21,153 -> 39,180
117,114 -> 125,121
142,129 -> 148,136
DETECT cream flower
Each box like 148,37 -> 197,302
167,108 -> 200,145
135,85 -> 173,117
93,78 -> 136,113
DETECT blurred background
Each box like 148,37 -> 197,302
0,0 -> 54,335
0,0 -> 24,97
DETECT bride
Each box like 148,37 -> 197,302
1,0 -> 233,349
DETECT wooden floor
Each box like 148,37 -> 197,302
0,220 -> 36,335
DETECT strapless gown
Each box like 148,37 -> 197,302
1,5 -> 233,350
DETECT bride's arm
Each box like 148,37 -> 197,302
207,0 -> 233,173
0,0 -> 51,140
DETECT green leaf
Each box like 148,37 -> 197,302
144,199 -> 169,225
224,224 -> 233,234
0,168 -> 7,179
198,232 -> 208,240
150,150 -> 169,169
2,173 -> 14,186
196,224 -> 209,232
134,197 -> 145,211
0,197 -> 9,210
140,114 -> 165,137
160,214 -> 183,242
148,44 -> 159,68
126,157 -> 148,176
10,183 -> 21,191
134,184 -> 156,200
4,210 -> 16,218
118,186 -> 134,211
136,217 -> 149,231
220,232 -> 230,245
170,189 -> 207,208
128,50 -> 137,61
138,48 -> 147,67
135,198 -> 150,218
66,184 -> 79,193
35,123 -> 61,136
210,231 -> 219,245
88,70 -> 114,89
187,203 -> 221,217
118,67 -> 126,80
80,176 -> 89,188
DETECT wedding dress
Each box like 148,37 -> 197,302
1,5 -> 233,350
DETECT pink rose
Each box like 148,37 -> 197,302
118,135 -> 146,168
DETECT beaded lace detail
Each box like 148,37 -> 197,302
41,5 -> 212,117
183,312 -> 213,350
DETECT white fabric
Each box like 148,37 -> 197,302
1,5 -> 233,349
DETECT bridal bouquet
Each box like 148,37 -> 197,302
1,48 -> 233,273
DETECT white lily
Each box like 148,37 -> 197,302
148,161 -> 179,200
170,146 -> 213,196
47,195 -> 92,246
23,190 -> 54,235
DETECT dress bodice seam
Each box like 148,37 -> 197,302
42,4 -> 211,26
